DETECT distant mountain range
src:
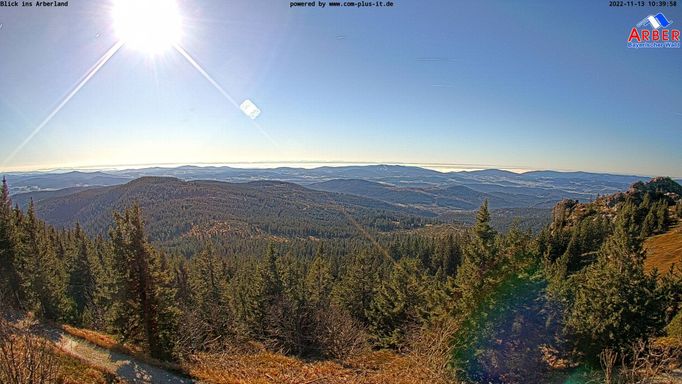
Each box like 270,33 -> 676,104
5,165 -> 673,242
6,165 -> 667,209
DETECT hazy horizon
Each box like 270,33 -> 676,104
3,161 -> 679,179
1,1 -> 680,177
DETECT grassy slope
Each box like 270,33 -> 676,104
60,324 -> 185,374
644,224 -> 682,274
59,325 -> 449,384
53,350 -> 123,384
186,350 -> 449,384
0,328 -> 120,384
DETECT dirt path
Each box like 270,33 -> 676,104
43,327 -> 196,384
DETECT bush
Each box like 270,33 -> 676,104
0,317 -> 58,384
666,311 -> 682,337
600,339 -> 681,384
313,305 -> 368,360
405,318 -> 457,382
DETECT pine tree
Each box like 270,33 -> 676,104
432,234 -> 462,279
455,201 -> 499,317
367,258 -> 429,348
150,251 -> 181,360
187,245 -> 233,346
567,218 -> 660,359
474,199 -> 496,251
66,223 -> 96,325
332,249 -> 385,325
107,204 -> 178,359
19,199 -> 66,319
0,176 -> 21,306
305,245 -> 334,309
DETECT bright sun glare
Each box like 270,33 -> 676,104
112,0 -> 182,54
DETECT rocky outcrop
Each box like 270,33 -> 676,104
549,177 -> 681,233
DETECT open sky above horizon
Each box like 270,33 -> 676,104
1,1 -> 681,177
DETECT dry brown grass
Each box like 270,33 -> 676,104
653,335 -> 682,349
0,316 -> 119,384
185,349 -> 453,384
59,324 -> 185,374
61,323 -> 455,383
644,224 -> 682,274
52,350 -> 123,384
0,321 -> 59,384
184,317 -> 457,384
60,324 -> 140,355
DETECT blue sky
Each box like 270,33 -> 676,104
0,0 -> 680,176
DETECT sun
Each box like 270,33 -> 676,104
112,0 -> 182,54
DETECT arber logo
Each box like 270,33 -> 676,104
627,13 -> 680,49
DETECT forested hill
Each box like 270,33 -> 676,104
29,176 -> 434,243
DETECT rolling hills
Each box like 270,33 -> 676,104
28,177 -> 434,243
8,165 -> 664,243
6,165 -> 666,209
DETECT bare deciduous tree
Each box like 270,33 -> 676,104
619,339 -> 681,384
0,317 -> 58,384
599,348 -> 618,384
314,305 -> 368,360
405,318 -> 458,384
599,339 -> 681,384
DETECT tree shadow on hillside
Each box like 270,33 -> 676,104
455,274 -> 576,384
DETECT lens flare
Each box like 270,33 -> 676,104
2,41 -> 124,166
173,43 -> 278,147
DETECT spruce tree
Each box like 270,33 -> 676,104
305,245 -> 334,309
271,251 -> 310,354
332,249 -> 385,325
0,177 -> 21,306
90,234 -> 114,329
455,200 -> 499,318
654,200 -> 669,233
641,209 -> 656,238
150,251 -> 181,360
188,245 -> 233,345
107,204 -> 178,359
432,234 -> 461,279
474,199 -> 496,250
66,223 -> 96,325
19,199 -> 66,319
567,218 -> 660,359
367,258 -> 429,348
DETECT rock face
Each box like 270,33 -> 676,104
549,177 -> 682,233
628,177 -> 682,201
551,199 -> 578,230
